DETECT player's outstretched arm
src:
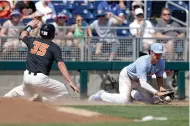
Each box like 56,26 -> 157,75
139,78 -> 173,97
57,61 -> 80,93
20,19 -> 39,40
156,76 -> 167,92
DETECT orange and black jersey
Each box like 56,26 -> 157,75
22,36 -> 63,76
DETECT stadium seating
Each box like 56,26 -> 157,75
0,18 -> 8,25
1,0 -> 188,35
61,9 -> 72,18
72,8 -> 88,15
91,1 -> 101,9
46,18 -> 55,24
169,1 -> 189,10
22,18 -> 33,25
117,29 -> 130,36
66,18 -> 74,25
86,18 -> 95,24
87,2 -> 95,10
66,1 -> 76,10
167,1 -> 188,23
51,0 -> 64,5
146,1 -> 153,19
54,5 -> 65,14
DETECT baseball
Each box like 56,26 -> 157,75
164,96 -> 171,101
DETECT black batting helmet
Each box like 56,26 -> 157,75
40,24 -> 55,40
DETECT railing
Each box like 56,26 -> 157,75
0,26 -> 188,62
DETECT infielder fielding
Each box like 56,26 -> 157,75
89,43 -> 173,104
4,19 -> 80,101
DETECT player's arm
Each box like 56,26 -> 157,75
156,60 -> 166,92
57,62 -> 72,83
156,76 -> 166,92
54,46 -> 79,93
57,61 -> 80,93
30,21 -> 42,37
139,77 -> 170,96
136,61 -> 158,94
136,60 -> 167,96
139,78 -> 158,94
20,19 -> 39,40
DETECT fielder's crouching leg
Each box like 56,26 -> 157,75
131,90 -> 156,104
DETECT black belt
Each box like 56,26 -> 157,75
28,71 -> 43,76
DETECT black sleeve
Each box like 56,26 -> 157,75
53,45 -> 63,63
22,36 -> 35,46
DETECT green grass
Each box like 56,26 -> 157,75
1,106 -> 189,126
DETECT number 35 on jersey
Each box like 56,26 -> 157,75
30,41 -> 49,56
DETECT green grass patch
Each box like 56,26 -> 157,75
74,105 -> 189,126
1,106 -> 189,126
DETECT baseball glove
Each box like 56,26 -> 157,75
158,90 -> 175,104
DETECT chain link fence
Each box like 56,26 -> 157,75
137,37 -> 189,61
86,36 -> 136,61
0,26 -> 188,62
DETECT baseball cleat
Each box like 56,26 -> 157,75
88,90 -> 105,101
29,94 -> 43,102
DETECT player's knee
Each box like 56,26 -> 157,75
4,91 -> 16,97
3,93 -> 11,97
131,90 -> 141,101
120,94 -> 130,104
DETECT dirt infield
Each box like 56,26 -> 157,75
0,98 -> 129,124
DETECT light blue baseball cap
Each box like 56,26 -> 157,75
150,43 -> 164,54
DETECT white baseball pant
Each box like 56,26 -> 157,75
100,69 -> 156,104
4,70 -> 68,101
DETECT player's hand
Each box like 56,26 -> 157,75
27,19 -> 39,29
155,90 -> 174,97
155,91 -> 167,96
36,21 -> 43,28
69,82 -> 80,93
106,12 -> 112,18
159,87 -> 167,92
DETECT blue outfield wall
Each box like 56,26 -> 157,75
0,61 -> 189,99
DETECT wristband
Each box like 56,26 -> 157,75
24,25 -> 33,33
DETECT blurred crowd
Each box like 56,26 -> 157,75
0,0 -> 187,61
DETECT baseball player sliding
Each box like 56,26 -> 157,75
4,19 -> 80,102
89,43 -> 174,104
